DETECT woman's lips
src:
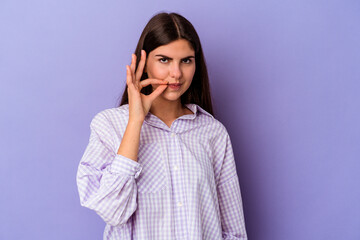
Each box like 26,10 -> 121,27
168,83 -> 181,90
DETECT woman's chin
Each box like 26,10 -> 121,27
159,92 -> 183,102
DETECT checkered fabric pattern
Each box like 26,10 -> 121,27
77,104 -> 247,239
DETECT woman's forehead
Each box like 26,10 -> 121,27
150,39 -> 195,57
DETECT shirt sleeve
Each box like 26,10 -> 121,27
216,132 -> 248,240
76,111 -> 143,227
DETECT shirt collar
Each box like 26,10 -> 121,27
144,103 -> 213,130
182,103 -> 213,120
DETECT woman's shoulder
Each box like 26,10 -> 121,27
90,104 -> 129,126
189,103 -> 229,134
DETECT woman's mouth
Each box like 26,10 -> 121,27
168,83 -> 182,90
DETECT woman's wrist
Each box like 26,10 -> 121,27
117,119 -> 143,159
128,116 -> 144,126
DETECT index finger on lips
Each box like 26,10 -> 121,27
140,79 -> 168,88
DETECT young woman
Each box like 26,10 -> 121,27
77,12 -> 247,240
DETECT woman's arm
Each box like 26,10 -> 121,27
214,131 -> 248,240
77,51 -> 167,227
76,111 -> 142,227
117,50 -> 167,160
117,120 -> 142,160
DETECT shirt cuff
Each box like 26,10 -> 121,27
110,154 -> 143,179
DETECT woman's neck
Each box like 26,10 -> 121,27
150,98 -> 192,127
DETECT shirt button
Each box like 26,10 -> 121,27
173,165 -> 179,171
171,133 -> 175,137
177,201 -> 183,207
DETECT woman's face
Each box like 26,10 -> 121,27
145,39 -> 196,103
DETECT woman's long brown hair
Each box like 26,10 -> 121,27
118,12 -> 214,116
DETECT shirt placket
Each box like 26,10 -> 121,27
169,122 -> 188,240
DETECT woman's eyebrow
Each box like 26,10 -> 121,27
154,54 -> 195,59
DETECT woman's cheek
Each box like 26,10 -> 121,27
149,64 -> 168,80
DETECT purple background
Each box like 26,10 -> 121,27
1,0 -> 359,239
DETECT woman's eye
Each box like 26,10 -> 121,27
158,58 -> 192,64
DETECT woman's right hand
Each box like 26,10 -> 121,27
126,50 -> 168,123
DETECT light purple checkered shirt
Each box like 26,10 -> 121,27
77,103 -> 247,239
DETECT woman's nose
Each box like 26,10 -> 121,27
169,63 -> 182,80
